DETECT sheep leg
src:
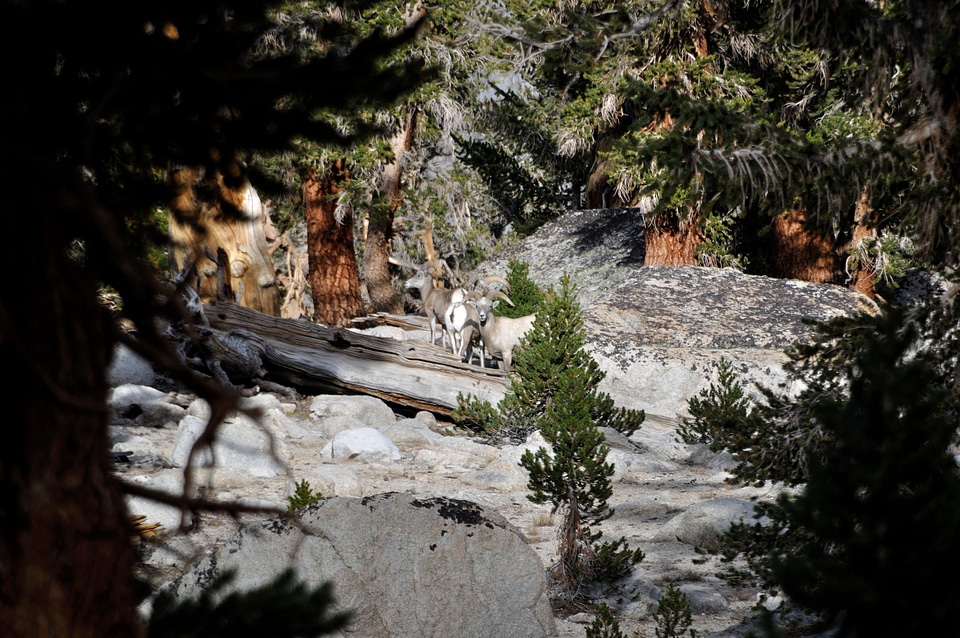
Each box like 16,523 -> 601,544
452,329 -> 463,357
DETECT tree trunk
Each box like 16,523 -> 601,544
585,138 -> 625,209
770,209 -> 841,284
643,213 -> 703,266
304,160 -> 367,327
846,192 -> 877,298
0,189 -> 140,637
201,301 -> 510,414
168,162 -> 281,316
363,107 -> 418,314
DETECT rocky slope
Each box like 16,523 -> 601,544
112,209 -> 882,636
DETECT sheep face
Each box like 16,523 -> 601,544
472,295 -> 496,326
404,269 -> 430,292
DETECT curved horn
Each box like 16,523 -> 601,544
390,255 -> 420,271
480,275 -> 510,291
490,290 -> 515,307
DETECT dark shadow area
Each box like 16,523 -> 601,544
569,208 -> 646,267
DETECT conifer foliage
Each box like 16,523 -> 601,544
520,364 -> 643,597
683,302 -> 960,636
149,569 -> 351,638
766,307 -> 960,636
496,257 -> 546,319
453,271 -> 644,443
454,271 -> 645,598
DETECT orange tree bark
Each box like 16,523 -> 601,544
305,160 -> 367,327
643,212 -> 704,266
0,178 -> 140,637
364,207 -> 402,314
770,209 -> 842,285
846,192 -> 877,298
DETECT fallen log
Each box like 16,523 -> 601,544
201,301 -> 511,415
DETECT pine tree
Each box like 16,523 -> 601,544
453,271 -> 645,598
453,271 -> 644,442
497,257 -> 546,319
505,273 -> 598,436
510,273 -> 644,439
521,362 -> 644,598
685,302 -> 960,635
652,584 -> 698,638
765,307 -> 960,636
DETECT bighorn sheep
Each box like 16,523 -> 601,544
467,290 -> 536,371
443,275 -> 510,364
444,298 -> 481,363
404,262 -> 467,348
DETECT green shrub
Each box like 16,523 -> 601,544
653,584 -> 697,638
287,479 -> 323,511
149,569 -> 351,637
455,273 -> 645,601
586,602 -> 628,638
684,304 -> 960,636
763,307 -> 960,636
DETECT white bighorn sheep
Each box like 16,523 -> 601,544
444,298 -> 481,363
466,289 -> 536,371
443,275 -> 510,365
404,262 -> 467,349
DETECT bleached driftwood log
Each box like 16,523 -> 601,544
198,301 -> 510,415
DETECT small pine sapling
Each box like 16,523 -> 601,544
521,366 -> 643,599
451,390 -> 502,435
679,354 -> 827,488
586,602 -> 628,638
512,274 -> 643,438
521,367 -> 611,594
456,272 -> 645,599
287,479 -> 323,511
653,584 -> 698,638
678,357 -> 753,448
453,272 -> 644,442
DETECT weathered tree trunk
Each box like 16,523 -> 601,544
304,161 -> 367,327
168,162 -> 281,315
363,107 -> 418,314
846,192 -> 877,298
421,214 -> 439,267
0,192 -> 140,637
770,209 -> 841,284
585,138 -> 626,209
643,213 -> 703,266
200,301 -> 509,414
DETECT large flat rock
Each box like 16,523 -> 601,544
479,210 -> 876,418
